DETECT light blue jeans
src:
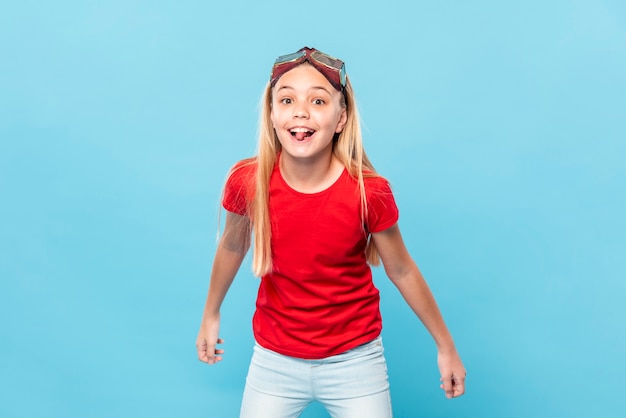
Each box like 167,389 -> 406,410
239,337 -> 393,418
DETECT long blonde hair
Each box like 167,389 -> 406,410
247,74 -> 380,276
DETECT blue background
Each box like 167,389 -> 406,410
1,1 -> 624,417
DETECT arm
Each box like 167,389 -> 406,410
371,223 -> 466,398
196,211 -> 251,365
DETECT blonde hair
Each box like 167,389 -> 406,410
241,72 -> 381,277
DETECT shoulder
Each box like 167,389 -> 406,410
361,171 -> 399,232
362,171 -> 394,196
222,157 -> 257,215
228,157 -> 257,176
226,157 -> 257,186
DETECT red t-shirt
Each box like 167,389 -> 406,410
222,159 -> 399,359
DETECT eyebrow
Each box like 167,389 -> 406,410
276,85 -> 333,95
310,86 -> 332,95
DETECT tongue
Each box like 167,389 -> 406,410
295,131 -> 309,141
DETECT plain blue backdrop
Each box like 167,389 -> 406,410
1,1 -> 624,417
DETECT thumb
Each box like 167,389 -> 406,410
440,375 -> 454,399
196,337 -> 209,362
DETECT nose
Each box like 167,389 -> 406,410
293,102 -> 309,118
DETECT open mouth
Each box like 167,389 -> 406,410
289,127 -> 315,141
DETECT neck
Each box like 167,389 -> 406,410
279,151 -> 344,193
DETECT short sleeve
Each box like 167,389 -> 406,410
222,159 -> 256,216
365,176 -> 399,233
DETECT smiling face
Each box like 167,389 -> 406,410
270,63 -> 347,165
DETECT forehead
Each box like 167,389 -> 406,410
272,63 -> 335,91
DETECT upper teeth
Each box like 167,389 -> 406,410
290,128 -> 312,133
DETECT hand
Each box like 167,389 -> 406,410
438,348 -> 466,399
196,314 -> 225,365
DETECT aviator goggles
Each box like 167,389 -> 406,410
270,46 -> 347,92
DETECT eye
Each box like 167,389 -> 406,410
312,98 -> 325,105
280,97 -> 293,104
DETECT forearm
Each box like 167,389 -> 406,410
202,243 -> 248,319
373,224 -> 465,396
391,265 -> 456,352
201,211 -> 250,319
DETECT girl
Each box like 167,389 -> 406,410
196,46 -> 466,418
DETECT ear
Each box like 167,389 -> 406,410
270,107 -> 276,129
335,108 -> 348,133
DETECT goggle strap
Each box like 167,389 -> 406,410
270,47 -> 347,90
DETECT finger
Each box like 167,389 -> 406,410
441,375 -> 466,398
200,339 -> 217,363
207,342 -> 217,360
206,339 -> 226,365
440,375 -> 454,399
451,375 -> 466,397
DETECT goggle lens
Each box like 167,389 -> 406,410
274,50 -> 306,65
